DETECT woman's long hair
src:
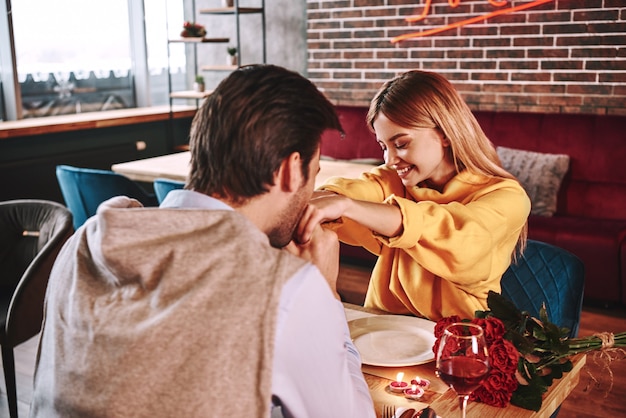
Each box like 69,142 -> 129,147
367,70 -> 527,256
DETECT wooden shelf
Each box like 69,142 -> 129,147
164,2 -> 264,111
169,90 -> 213,100
0,105 -> 197,139
199,7 -> 263,14
169,37 -> 229,43
200,64 -> 238,71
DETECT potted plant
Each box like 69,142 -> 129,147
227,46 -> 238,66
180,21 -> 206,38
193,74 -> 205,92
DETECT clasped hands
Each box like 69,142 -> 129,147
284,191 -> 349,299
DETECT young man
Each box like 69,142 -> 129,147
30,65 -> 375,418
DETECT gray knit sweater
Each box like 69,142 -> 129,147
30,197 -> 306,418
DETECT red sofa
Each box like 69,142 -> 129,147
321,106 -> 626,307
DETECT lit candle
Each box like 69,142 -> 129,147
410,376 -> 431,390
388,372 -> 409,393
404,384 -> 425,400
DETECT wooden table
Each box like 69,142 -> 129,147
112,151 -> 378,188
343,303 -> 586,418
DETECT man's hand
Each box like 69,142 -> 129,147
285,223 -> 340,300
294,193 -> 350,245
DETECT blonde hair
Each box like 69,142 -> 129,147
367,70 -> 527,256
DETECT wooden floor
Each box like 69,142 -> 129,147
2,262 -> 625,418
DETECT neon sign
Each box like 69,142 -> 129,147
391,0 -> 555,43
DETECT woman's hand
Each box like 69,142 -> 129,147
295,194 -> 351,245
284,223 -> 340,299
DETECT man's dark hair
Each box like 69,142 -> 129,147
187,64 -> 342,204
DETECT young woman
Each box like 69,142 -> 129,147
296,70 -> 530,320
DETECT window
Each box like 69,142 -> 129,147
145,0 -> 187,107
1,0 -> 185,120
0,73 -> 5,121
13,0 -> 135,118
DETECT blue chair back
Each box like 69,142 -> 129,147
56,165 -> 158,230
154,178 -> 185,204
501,239 -> 585,337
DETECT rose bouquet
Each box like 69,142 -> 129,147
433,291 -> 626,411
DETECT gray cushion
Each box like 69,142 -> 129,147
497,146 -> 570,217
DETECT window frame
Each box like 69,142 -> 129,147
0,0 -> 23,120
0,0 -> 152,121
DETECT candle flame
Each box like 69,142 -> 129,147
396,372 -> 404,382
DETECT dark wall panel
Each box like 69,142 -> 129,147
0,117 -> 193,203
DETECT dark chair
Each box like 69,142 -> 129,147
56,165 -> 159,230
0,200 -> 73,418
153,178 -> 185,204
501,239 -> 586,338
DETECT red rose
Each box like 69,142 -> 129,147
471,317 -> 505,346
488,339 -> 519,373
432,315 -> 462,356
471,370 -> 516,407
471,383 -> 512,408
482,369 -> 518,393
434,338 -> 464,361
432,314 -> 522,409
433,315 -> 462,339
471,338 -> 519,408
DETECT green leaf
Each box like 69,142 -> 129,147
487,291 -> 523,323
561,359 -> 573,373
477,290 -> 578,411
539,304 -> 550,323
510,385 -> 543,412
474,309 -> 489,319
508,330 -> 535,354
542,367 -> 562,386
532,324 -> 548,342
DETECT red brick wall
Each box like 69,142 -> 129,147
306,0 -> 626,115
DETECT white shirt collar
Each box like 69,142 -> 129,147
159,189 -> 233,211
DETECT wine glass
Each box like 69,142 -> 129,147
435,322 -> 490,418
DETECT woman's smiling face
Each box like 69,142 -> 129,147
373,112 -> 456,190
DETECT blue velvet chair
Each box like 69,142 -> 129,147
0,200 -> 73,418
501,239 -> 585,338
153,178 -> 185,204
56,165 -> 159,230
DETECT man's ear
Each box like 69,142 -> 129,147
277,152 -> 303,193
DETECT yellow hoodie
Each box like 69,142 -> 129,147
320,165 -> 531,320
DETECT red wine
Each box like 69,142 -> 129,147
436,357 -> 489,395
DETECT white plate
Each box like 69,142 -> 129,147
349,315 -> 436,367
